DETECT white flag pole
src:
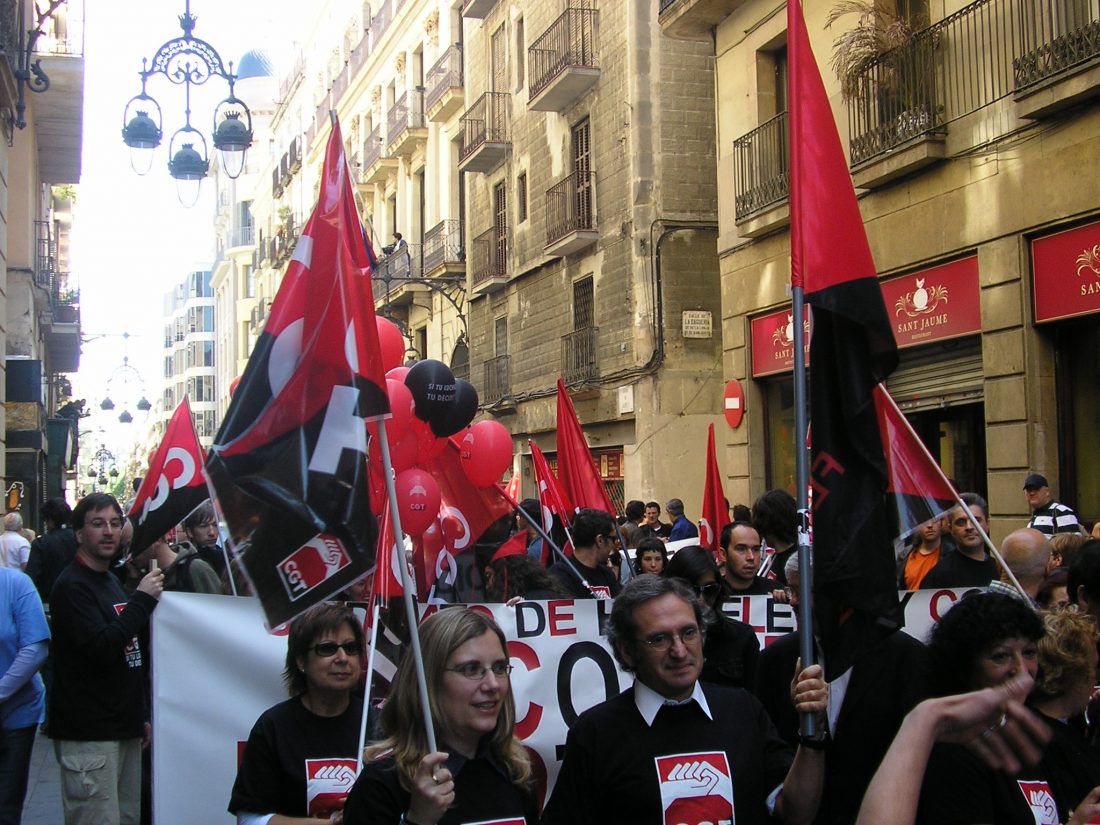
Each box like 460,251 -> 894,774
357,599 -> 382,774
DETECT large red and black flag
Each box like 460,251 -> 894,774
874,384 -> 957,540
555,379 -> 616,516
789,0 -> 900,678
128,397 -> 208,557
206,119 -> 389,627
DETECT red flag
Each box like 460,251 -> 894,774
429,438 -> 515,556
491,532 -> 528,563
873,385 -> 957,539
205,118 -> 390,627
530,441 -> 574,564
369,500 -> 405,603
699,424 -> 728,553
789,0 -> 900,679
504,470 -> 520,502
555,379 -> 615,516
128,397 -> 208,558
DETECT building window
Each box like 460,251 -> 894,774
515,17 -> 525,91
495,316 -> 508,355
517,172 -> 528,223
573,275 -> 594,331
491,22 -> 508,92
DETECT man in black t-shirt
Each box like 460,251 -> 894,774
543,576 -> 827,825
548,508 -> 621,599
921,493 -> 997,590
719,521 -> 777,597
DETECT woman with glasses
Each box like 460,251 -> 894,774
343,607 -> 536,825
663,545 -> 760,689
229,602 -> 364,824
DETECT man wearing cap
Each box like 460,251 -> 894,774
1023,473 -> 1082,536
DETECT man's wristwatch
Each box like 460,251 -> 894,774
399,814 -> 427,825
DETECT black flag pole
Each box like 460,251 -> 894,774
792,286 -> 817,740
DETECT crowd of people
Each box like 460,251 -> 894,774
1,468 -> 1099,824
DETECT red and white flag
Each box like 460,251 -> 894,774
529,441 -> 574,564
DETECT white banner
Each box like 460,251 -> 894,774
151,588 -> 975,824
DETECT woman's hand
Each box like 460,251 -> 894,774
1067,786 -> 1100,825
406,751 -> 454,825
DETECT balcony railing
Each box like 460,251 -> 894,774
34,219 -> 55,291
546,170 -> 595,245
425,44 -> 463,112
529,7 -> 600,102
471,225 -> 509,287
362,125 -> 384,170
1014,2 -> 1100,88
387,88 -> 426,146
374,243 -> 423,284
332,64 -> 349,102
561,326 -> 599,385
229,225 -> 255,248
460,92 -> 510,165
483,354 -> 511,404
423,219 -> 465,273
733,111 -> 788,219
370,0 -> 393,46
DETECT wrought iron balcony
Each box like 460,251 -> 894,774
471,225 -> 509,293
361,124 -> 398,184
372,245 -> 426,306
561,326 -> 599,385
425,44 -> 464,122
228,224 -> 255,249
423,219 -> 465,276
370,0 -> 393,47
387,89 -> 427,157
1014,0 -> 1100,115
528,7 -> 600,112
483,354 -> 511,405
733,111 -> 788,219
545,170 -> 597,256
459,92 -> 510,173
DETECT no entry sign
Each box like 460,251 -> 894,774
724,380 -> 745,429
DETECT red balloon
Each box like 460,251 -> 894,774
460,420 -> 514,487
228,376 -> 241,397
395,468 -> 441,537
368,431 -> 418,476
369,379 -> 415,443
386,366 -> 410,382
376,317 -> 405,373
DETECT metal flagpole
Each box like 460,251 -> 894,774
199,472 -> 239,596
357,599 -> 382,774
791,285 -> 817,739
876,385 -> 1029,599
508,495 -> 591,589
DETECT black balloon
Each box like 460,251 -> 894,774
404,359 -> 457,422
430,378 -> 479,437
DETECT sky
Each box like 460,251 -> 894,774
69,0 -> 295,462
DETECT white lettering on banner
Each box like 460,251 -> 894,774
308,385 -> 367,474
139,446 -> 197,525
151,589 -> 972,825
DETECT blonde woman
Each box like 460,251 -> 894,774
343,608 -> 535,825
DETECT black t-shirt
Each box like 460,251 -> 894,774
1037,712 -> 1100,821
920,550 -> 997,590
343,747 -> 537,824
49,558 -> 156,741
700,614 -> 760,689
918,742 -> 1060,824
547,556 -> 620,599
542,684 -> 793,825
229,696 -> 364,818
721,575 -> 777,598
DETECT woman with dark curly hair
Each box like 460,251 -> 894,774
918,591 -> 1057,823
663,545 -> 759,689
343,607 -> 536,824
229,602 -> 365,824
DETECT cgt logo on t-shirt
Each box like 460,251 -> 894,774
112,603 -> 142,668
655,751 -> 734,825
305,758 -> 357,817
1016,779 -> 1058,825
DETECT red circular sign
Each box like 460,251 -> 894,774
723,380 -> 745,429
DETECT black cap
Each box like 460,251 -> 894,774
1023,473 -> 1048,490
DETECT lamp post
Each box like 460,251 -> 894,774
121,0 -> 253,205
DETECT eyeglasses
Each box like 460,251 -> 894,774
311,641 -> 362,658
87,518 -> 124,530
694,583 -> 722,600
445,661 -> 514,680
639,626 -> 704,651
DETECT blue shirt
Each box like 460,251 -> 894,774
0,566 -> 50,729
668,515 -> 699,542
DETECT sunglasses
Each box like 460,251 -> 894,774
694,582 -> 722,599
311,641 -> 362,658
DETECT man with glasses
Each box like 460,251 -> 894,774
547,508 -> 621,600
49,493 -> 164,825
543,575 -> 827,825
921,492 -> 998,590
718,521 -> 777,597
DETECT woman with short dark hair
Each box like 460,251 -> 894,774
229,602 -> 365,824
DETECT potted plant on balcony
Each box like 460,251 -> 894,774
826,0 -> 937,158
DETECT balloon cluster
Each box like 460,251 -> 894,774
372,318 -> 514,536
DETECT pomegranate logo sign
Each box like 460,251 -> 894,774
1076,245 -> 1100,278
772,314 -> 796,347
277,535 -> 352,601
305,758 -> 357,817
655,751 -> 734,825
1016,780 -> 1058,825
894,277 -> 949,317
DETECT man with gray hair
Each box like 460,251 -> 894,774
0,512 -> 31,570
543,575 -> 827,825
666,497 -> 699,542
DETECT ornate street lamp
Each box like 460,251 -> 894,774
122,1 -> 253,205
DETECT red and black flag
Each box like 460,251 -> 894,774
789,0 -> 900,679
128,397 -> 208,558
874,384 -> 957,540
206,119 -> 390,627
